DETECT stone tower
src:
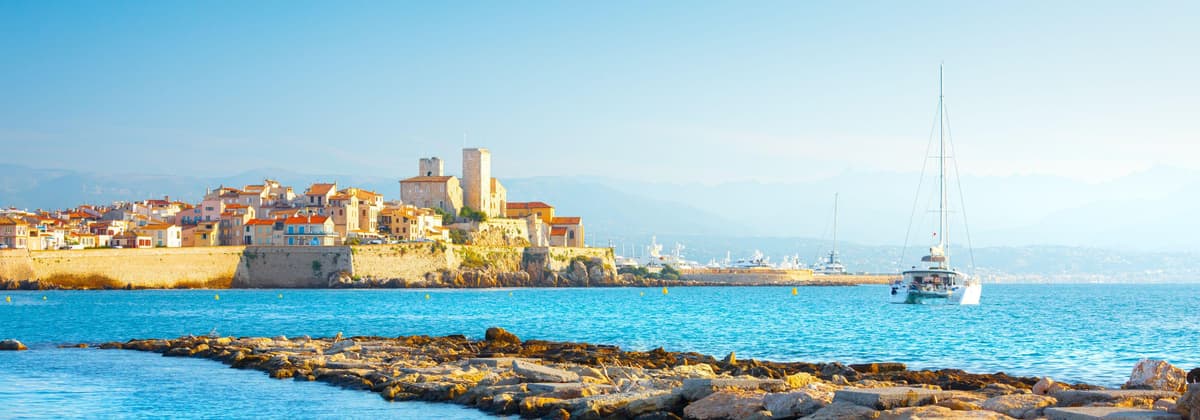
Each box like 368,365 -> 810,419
419,157 -> 443,177
462,148 -> 490,214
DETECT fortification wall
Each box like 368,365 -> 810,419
541,246 -> 615,271
0,249 -> 36,281
29,247 -> 243,289
232,246 -> 352,288
346,243 -> 455,282
1,244 -> 619,289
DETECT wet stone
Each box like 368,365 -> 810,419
834,386 -> 951,410
1045,406 -> 1182,420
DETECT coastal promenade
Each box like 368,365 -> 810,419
69,328 -> 1195,419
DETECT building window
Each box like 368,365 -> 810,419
287,226 -> 294,234
288,237 -> 294,245
299,226 -> 305,234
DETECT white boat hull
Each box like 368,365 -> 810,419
890,280 -> 981,305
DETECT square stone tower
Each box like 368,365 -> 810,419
462,148 -> 490,214
418,157 -> 443,177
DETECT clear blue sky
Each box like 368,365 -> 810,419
2,1 -> 1196,183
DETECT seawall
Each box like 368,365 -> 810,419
0,245 -> 616,290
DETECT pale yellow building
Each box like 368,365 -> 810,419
400,176 -> 463,216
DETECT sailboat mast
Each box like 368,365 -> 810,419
832,193 -> 838,263
937,65 -> 948,254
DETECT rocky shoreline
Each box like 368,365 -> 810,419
60,328 -> 1197,419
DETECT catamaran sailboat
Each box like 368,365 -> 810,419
891,66 -> 982,305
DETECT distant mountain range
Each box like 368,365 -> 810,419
1,163 -> 1196,280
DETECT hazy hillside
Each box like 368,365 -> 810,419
1,164 -> 1196,279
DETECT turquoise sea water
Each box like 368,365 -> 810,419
1,284 -> 1197,417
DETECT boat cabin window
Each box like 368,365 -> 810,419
912,276 -> 923,283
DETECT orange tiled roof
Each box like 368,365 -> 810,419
305,183 -> 336,196
245,219 -> 276,226
550,227 -> 568,236
507,201 -> 553,210
283,215 -> 330,225
225,203 -> 249,209
550,217 -> 581,225
139,223 -> 175,230
400,176 -> 454,183
0,216 -> 28,226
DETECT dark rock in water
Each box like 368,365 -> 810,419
1187,368 -> 1200,384
0,339 -> 27,351
820,362 -> 860,380
485,327 -> 521,346
850,362 -> 907,374
722,351 -> 737,365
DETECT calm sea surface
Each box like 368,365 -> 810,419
1,284 -> 1197,418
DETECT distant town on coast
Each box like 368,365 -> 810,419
0,147 -> 584,252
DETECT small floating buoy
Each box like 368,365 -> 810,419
792,287 -> 798,295
424,294 -> 430,300
4,296 -> 9,303
661,287 -> 668,295
278,294 -> 283,299
214,294 -> 220,301
42,295 -> 47,300
508,291 -> 513,297
639,291 -> 645,297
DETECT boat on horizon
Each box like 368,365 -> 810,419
813,193 -> 847,275
891,66 -> 982,305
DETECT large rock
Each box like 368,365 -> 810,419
513,360 -> 580,383
1178,384 -> 1200,420
834,387 -> 951,410
1036,377 -> 1072,395
785,372 -> 819,389
1056,390 -> 1181,408
1126,360 -> 1188,393
763,389 -> 832,418
1045,406 -> 1182,420
565,390 -> 669,418
681,378 -> 789,401
0,339 -> 27,351
980,393 -> 1057,418
485,327 -> 521,346
671,363 -> 717,379
682,391 -> 767,420
879,405 -> 1010,420
805,401 -> 881,420
326,339 -> 360,354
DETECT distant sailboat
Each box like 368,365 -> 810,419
814,193 -> 846,275
891,65 -> 982,305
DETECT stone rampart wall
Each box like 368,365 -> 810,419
27,247 -> 243,289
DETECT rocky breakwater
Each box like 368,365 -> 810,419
87,330 -> 1190,419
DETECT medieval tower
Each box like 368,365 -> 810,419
462,148 -> 490,215
418,157 -> 443,177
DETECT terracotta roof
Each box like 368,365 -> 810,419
550,217 -> 581,225
550,227 -> 568,236
283,215 -> 330,225
243,185 -> 265,192
507,201 -> 553,210
0,216 -> 28,226
305,183 -> 336,196
225,204 -> 249,209
245,219 -> 277,226
400,176 -> 455,183
139,223 -> 176,230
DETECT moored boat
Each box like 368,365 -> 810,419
891,65 -> 981,305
